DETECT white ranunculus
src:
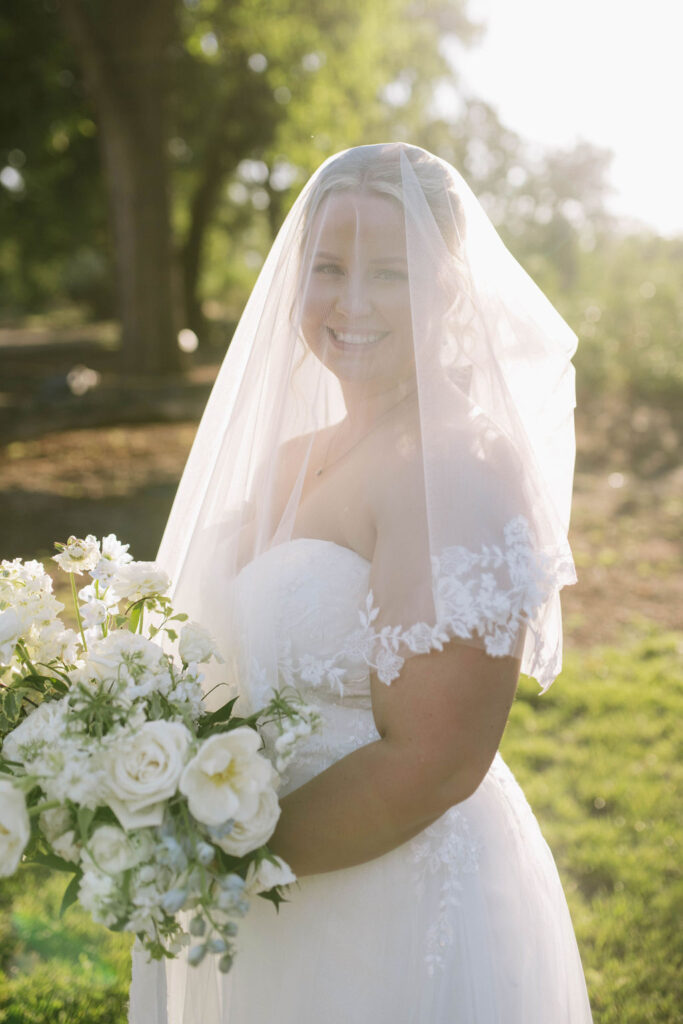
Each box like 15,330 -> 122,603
0,607 -> 23,663
111,562 -> 171,602
216,783 -> 281,857
0,779 -> 31,877
179,728 -> 273,827
178,622 -> 224,665
244,854 -> 296,895
105,721 -> 191,831
52,535 -> 101,575
85,825 -> 144,874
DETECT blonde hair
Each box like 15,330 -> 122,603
300,143 -> 467,256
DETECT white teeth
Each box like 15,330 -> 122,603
330,329 -> 385,345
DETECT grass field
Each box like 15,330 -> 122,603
0,621 -> 680,1023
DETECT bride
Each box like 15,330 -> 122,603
129,143 -> 593,1022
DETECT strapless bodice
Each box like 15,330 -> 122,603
229,537 -> 375,709
225,538 -> 382,793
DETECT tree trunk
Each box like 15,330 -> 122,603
179,74 -> 277,338
60,0 -> 180,375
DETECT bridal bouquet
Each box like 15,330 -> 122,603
0,534 -> 322,972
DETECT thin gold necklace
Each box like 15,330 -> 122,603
314,387 -> 417,477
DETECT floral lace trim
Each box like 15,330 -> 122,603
261,707 -> 381,791
408,806 -> 481,977
259,514 -> 556,694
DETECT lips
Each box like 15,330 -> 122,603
326,327 -> 389,348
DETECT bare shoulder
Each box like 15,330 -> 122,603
368,412 -> 425,526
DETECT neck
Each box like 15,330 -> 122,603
338,375 -> 417,433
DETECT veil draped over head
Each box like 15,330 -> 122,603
157,142 -> 578,708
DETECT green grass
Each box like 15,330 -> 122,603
502,624 -> 683,1024
0,622 -> 680,1022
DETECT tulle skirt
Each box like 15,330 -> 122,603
129,752 -> 593,1023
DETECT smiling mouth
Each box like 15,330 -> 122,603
326,327 -> 389,347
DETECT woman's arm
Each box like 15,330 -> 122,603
267,641 -> 521,877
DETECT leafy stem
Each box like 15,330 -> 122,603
70,573 -> 88,651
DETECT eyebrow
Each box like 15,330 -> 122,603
315,250 -> 408,264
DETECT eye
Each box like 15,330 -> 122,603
374,267 -> 407,280
314,262 -> 344,275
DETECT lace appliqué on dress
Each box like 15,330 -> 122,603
264,515 -> 555,696
242,514 -> 557,713
408,806 -> 481,977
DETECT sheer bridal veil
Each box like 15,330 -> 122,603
155,142 -> 578,706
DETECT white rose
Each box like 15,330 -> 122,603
111,562 -> 171,602
179,728 -> 272,827
0,607 -> 23,663
52,535 -> 101,575
244,854 -> 296,895
0,779 -> 31,877
105,721 -> 191,831
84,825 -> 144,873
218,784 -> 281,857
178,622 -> 224,665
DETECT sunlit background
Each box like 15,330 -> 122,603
444,0 -> 683,236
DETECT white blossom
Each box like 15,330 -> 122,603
78,868 -> 118,926
179,622 -> 224,666
216,781 -> 281,857
51,829 -> 81,863
90,534 -> 133,586
104,721 -> 191,830
0,779 -> 31,877
111,562 -> 170,603
80,600 -> 108,629
179,728 -> 272,827
52,535 -> 101,575
2,699 -> 69,766
0,607 -> 23,663
73,630 -> 172,697
83,825 -> 148,874
39,806 -> 72,842
244,854 -> 296,895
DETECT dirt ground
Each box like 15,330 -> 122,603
0,420 -> 680,651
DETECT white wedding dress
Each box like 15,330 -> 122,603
130,537 -> 593,1024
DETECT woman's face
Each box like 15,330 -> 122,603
300,191 -> 415,388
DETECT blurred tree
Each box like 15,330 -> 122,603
0,1 -> 109,315
0,0 -> 480,374
59,0 -> 179,373
4,0 -> 661,401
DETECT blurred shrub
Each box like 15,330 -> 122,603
0,965 -> 127,1024
568,232 -> 683,409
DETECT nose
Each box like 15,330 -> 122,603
334,271 -> 373,319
